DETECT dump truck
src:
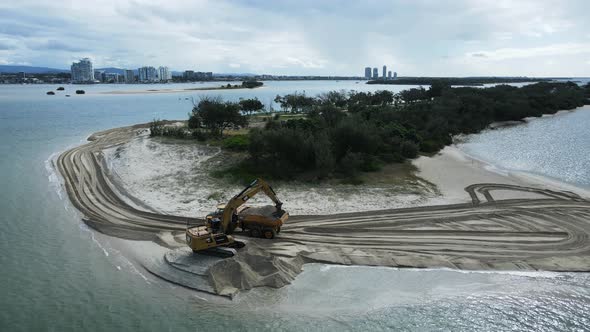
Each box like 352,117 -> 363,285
186,178 -> 288,255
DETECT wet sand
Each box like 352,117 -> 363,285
56,123 -> 590,297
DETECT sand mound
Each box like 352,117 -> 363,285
208,243 -> 304,297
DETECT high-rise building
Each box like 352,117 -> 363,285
138,66 -> 158,82
105,73 -> 121,83
382,65 -> 387,78
94,70 -> 105,83
364,67 -> 372,79
183,70 -> 213,81
123,70 -> 135,83
372,67 -> 378,78
183,70 -> 195,81
71,58 -> 94,83
158,66 -> 172,81
388,71 -> 392,79
394,72 -> 398,78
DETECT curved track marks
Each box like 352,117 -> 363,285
57,124 -> 199,241
58,124 -> 590,271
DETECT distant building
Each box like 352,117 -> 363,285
394,72 -> 398,78
94,70 -> 105,83
123,69 -> 135,83
158,66 -> 172,81
183,70 -> 195,81
382,65 -> 387,78
71,58 -> 94,83
388,71 -> 392,79
105,73 -> 121,83
364,67 -> 372,79
183,70 -> 213,81
372,67 -> 378,79
138,66 -> 158,82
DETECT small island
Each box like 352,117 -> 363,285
56,80 -> 590,297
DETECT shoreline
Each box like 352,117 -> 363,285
54,121 -> 590,297
415,145 -> 590,204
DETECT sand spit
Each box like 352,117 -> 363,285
99,85 -> 262,95
57,123 -> 590,297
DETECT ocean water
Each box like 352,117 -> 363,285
1,81 -> 590,331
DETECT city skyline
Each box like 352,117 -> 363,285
1,1 -> 590,76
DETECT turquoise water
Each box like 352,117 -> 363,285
1,81 -> 590,331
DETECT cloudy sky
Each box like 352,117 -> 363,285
1,0 -> 589,76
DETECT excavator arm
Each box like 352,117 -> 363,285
220,178 -> 283,234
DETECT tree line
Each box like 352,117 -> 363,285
367,77 -> 552,86
152,81 -> 590,182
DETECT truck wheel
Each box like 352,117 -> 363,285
263,229 -> 276,239
250,228 -> 261,238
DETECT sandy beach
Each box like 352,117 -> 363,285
56,122 -> 590,297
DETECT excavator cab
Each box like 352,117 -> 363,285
206,204 -> 240,233
186,178 -> 288,255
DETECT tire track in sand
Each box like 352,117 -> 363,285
57,124 -> 590,272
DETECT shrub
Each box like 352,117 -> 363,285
222,135 -> 250,151
161,126 -> 188,138
401,141 -> 419,159
191,129 -> 207,141
188,114 -> 201,129
420,140 -> 442,153
339,151 -> 364,176
149,119 -> 164,137
360,155 -> 382,172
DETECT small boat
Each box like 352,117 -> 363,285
46,91 -> 55,95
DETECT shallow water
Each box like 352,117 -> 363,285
1,81 -> 590,331
459,106 -> 590,190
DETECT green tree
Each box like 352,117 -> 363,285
193,97 -> 247,137
428,79 -> 450,98
239,98 -> 264,116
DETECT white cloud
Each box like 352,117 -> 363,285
0,0 -> 589,75
466,43 -> 590,61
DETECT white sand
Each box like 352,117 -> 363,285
103,131 -> 442,217
414,145 -> 589,202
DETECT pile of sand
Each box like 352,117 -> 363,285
207,243 -> 305,297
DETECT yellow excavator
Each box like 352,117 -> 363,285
185,178 -> 288,256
